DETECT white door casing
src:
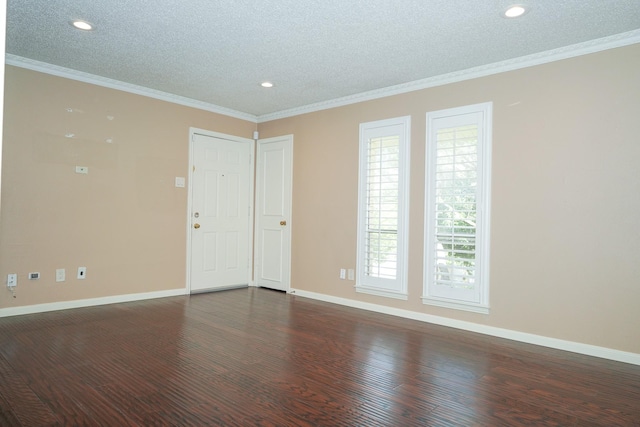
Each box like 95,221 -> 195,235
188,130 -> 254,293
254,135 -> 293,292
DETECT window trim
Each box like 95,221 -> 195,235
356,116 -> 411,300
423,103 -> 492,313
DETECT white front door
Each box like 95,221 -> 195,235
254,135 -> 293,292
189,131 -> 253,293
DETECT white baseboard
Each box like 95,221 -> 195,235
0,288 -> 188,318
289,288 -> 640,366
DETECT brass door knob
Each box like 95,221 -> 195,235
280,220 -> 287,226
194,223 -> 201,229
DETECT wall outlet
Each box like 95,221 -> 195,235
75,166 -> 89,174
339,268 -> 346,280
77,267 -> 87,280
56,269 -> 65,282
7,274 -> 17,288
347,269 -> 355,281
29,272 -> 40,280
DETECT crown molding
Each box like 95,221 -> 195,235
4,54 -> 258,123
257,29 -> 640,123
6,29 -> 639,125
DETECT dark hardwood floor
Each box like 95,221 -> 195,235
0,288 -> 638,426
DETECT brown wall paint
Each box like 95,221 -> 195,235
0,66 -> 255,307
258,44 -> 640,354
1,43 -> 639,355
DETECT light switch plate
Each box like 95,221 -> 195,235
175,177 -> 186,188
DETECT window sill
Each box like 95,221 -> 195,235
356,286 -> 408,300
422,297 -> 489,314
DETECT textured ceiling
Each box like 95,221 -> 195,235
6,0 -> 640,118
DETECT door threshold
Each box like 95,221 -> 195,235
190,284 -> 249,295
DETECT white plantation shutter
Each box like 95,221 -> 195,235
365,135 -> 399,280
434,125 -> 478,289
424,103 -> 492,312
357,117 -> 410,299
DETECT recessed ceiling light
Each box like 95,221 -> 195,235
71,20 -> 94,31
504,5 -> 528,18
261,81 -> 274,88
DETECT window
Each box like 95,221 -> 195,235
356,116 -> 410,299
424,103 -> 492,313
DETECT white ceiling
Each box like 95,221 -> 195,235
6,1 -> 640,120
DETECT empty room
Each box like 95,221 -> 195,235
1,1 -> 639,425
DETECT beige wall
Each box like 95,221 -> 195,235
2,44 -> 639,355
258,44 -> 640,354
0,66 -> 255,308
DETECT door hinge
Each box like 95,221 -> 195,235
193,165 -> 196,172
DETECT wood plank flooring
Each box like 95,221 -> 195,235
0,288 -> 638,426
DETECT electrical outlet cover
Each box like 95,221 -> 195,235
7,274 -> 17,287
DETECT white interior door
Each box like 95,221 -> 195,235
254,135 -> 293,292
189,131 -> 253,293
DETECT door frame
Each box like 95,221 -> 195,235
186,127 -> 255,293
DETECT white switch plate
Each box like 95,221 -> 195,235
56,269 -> 65,282
175,177 -> 186,188
77,267 -> 87,279
75,166 -> 89,174
339,268 -> 346,280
